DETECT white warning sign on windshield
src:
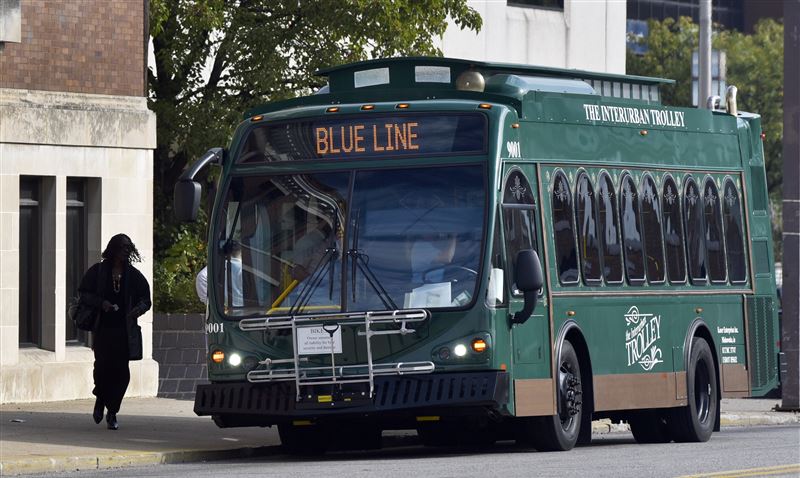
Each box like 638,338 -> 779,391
297,326 -> 343,355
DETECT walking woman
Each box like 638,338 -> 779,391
78,234 -> 151,430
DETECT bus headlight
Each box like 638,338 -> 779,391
453,344 -> 468,357
228,353 -> 242,367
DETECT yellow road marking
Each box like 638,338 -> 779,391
677,464 -> 800,478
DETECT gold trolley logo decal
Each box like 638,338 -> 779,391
624,306 -> 663,371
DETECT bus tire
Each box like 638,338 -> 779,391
628,410 -> 672,444
532,340 -> 582,451
278,423 -> 328,454
669,338 -> 717,442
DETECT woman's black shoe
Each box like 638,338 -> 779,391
106,413 -> 119,430
93,398 -> 104,424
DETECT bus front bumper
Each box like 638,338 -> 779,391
194,371 -> 509,428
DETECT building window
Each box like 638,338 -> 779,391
684,177 -> 707,285
66,178 -> 89,344
703,177 -> 727,284
509,0 -> 564,10
597,172 -> 623,284
551,172 -> 579,285
19,176 -> 42,347
640,174 -> 666,284
723,179 -> 747,284
662,175 -> 687,284
575,172 -> 602,285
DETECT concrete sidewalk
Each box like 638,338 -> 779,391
1,397 -> 798,476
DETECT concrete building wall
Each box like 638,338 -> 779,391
0,0 -> 155,403
438,0 -> 626,74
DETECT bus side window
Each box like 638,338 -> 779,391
640,174 -> 666,284
723,179 -> 747,284
502,169 -> 537,294
551,172 -> 579,285
620,174 -> 646,285
488,218 -> 506,306
684,177 -> 708,285
662,175 -> 687,283
703,177 -> 727,284
575,172 -> 602,285
597,172 -> 623,284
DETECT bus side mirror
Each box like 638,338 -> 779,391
511,249 -> 543,325
174,180 -> 201,222
173,148 -> 224,222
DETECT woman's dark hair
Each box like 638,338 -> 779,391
102,233 -> 142,264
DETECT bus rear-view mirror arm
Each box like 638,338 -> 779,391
174,147 -> 224,222
511,249 -> 544,325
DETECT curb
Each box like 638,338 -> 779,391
0,446 -> 275,476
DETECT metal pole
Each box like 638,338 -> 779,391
781,0 -> 800,411
698,0 -> 712,109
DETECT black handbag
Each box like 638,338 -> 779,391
128,323 -> 143,361
68,297 -> 98,332
68,263 -> 104,332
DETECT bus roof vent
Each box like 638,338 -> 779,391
485,74 -> 597,98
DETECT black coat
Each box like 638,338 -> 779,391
78,261 -> 151,354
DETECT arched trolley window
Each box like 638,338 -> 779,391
575,172 -> 602,285
703,177 -> 727,284
597,172 -> 623,284
620,173 -> 646,285
662,175 -> 687,284
550,171 -> 579,285
640,174 -> 666,284
503,169 -> 538,294
723,178 -> 747,284
684,177 -> 707,285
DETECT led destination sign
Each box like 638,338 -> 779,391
238,113 -> 486,163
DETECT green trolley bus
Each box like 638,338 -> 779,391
174,57 -> 780,452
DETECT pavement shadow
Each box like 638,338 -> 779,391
0,408 -> 277,454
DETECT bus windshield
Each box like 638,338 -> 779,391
214,165 -> 485,317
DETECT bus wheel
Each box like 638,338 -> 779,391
533,340 -> 583,451
278,423 -> 329,454
669,338 -> 718,442
628,410 -> 672,443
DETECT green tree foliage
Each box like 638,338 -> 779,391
148,0 -> 481,311
627,17 -> 784,259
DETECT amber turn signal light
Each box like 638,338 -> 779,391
211,350 -> 225,363
471,338 -> 487,353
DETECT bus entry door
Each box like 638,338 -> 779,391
502,166 -> 550,379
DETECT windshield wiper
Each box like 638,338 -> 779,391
348,209 -> 398,310
290,211 -> 341,314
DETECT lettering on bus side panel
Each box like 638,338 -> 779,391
583,104 -> 686,128
624,305 -> 663,371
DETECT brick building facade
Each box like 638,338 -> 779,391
0,0 -> 157,403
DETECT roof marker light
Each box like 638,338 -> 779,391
396,103 -> 410,109
326,106 -> 340,113
511,123 -> 520,129
250,115 -> 264,122
361,104 -> 375,110
478,103 -> 492,110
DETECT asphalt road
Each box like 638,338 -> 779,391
29,425 -> 800,478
